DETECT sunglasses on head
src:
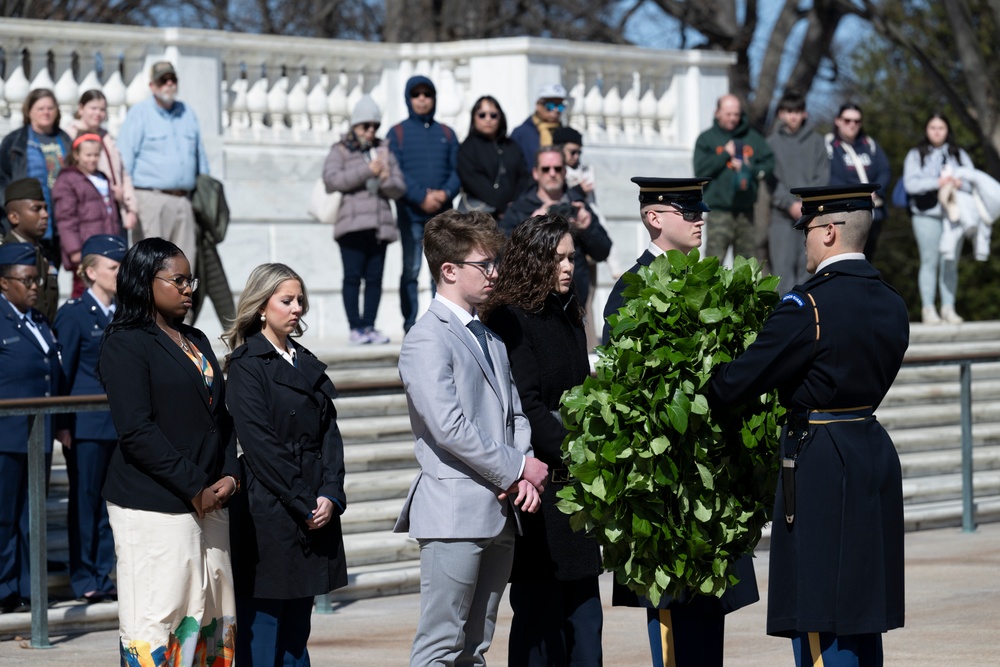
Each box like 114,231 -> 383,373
543,102 -> 566,113
358,122 -> 380,131
539,165 -> 565,174
477,111 -> 499,120
410,89 -> 435,99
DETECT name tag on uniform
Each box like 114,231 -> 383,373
91,330 -> 104,337
2,336 -> 22,345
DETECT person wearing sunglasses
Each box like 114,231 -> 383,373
118,61 -> 210,276
711,183 -> 908,667
387,75 -> 461,333
601,178 -> 760,666
456,95 -> 531,221
0,241 -> 69,614
323,95 -> 405,345
825,103 -> 891,261
504,146 -> 611,310
511,83 -> 568,172
693,94 -> 775,268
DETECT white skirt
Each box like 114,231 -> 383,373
108,503 -> 236,666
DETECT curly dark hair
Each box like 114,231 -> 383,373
481,214 -> 581,324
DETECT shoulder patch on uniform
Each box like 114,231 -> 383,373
781,293 -> 805,307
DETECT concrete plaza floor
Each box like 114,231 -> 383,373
1,522 -> 997,666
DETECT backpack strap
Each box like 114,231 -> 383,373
393,124 -> 404,149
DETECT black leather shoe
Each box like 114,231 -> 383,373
0,594 -> 29,613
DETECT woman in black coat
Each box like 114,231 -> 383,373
222,263 -> 347,667
457,95 -> 532,220
481,214 -> 603,666
98,238 -> 239,666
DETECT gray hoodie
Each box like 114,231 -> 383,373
767,120 -> 829,222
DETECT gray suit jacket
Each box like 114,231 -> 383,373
394,298 -> 533,539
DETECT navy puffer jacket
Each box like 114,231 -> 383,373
387,75 -> 461,224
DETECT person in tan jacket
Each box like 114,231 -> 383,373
323,96 -> 406,344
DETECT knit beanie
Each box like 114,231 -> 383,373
350,96 -> 382,127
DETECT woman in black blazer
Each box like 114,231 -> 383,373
98,238 -> 239,666
482,215 -> 603,666
222,263 -> 347,667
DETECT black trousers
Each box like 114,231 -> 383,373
508,576 -> 603,666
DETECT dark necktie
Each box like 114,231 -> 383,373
466,319 -> 494,374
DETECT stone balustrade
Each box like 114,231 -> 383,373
0,19 -> 734,341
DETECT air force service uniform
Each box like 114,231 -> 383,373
711,185 -> 909,666
53,234 -> 126,600
0,242 -> 62,610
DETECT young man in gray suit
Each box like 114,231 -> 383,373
395,209 -> 549,666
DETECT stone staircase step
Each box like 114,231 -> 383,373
329,560 -> 421,602
881,378 -> 1000,407
344,440 -> 415,472
907,321 -> 1000,344
335,393 -> 409,419
889,422 -> 1000,453
328,365 -> 401,389
343,468 -> 414,503
899,445 -> 1000,477
341,498 -> 405,534
902,469 -> 1000,504
338,414 -> 413,445
312,343 -> 401,369
903,495 -> 1000,531
877,400 -> 1000,430
893,361 -> 1000,385
343,530 -> 419,567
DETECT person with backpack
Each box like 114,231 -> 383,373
387,75 -> 461,333
826,103 -> 891,261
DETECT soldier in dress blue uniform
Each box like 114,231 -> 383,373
602,178 -> 760,667
710,184 -> 909,666
53,234 -> 127,603
0,242 -> 67,613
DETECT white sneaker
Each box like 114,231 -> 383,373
940,305 -> 964,324
364,327 -> 390,345
922,306 -> 942,325
349,328 -> 370,345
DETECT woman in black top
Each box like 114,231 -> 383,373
222,263 -> 347,667
481,214 -> 602,666
98,238 -> 239,666
457,95 -> 531,220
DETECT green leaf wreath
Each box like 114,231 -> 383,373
557,249 -> 785,605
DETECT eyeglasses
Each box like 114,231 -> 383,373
452,260 -> 498,275
648,208 -> 703,222
476,112 -> 499,120
803,221 -> 846,236
838,117 -> 862,125
358,122 -> 380,132
156,75 -> 178,86
410,90 -> 435,99
156,275 -> 200,291
542,102 -> 566,113
539,165 -> 565,174
2,275 -> 42,288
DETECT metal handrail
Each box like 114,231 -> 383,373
0,377 -> 406,646
899,351 -> 1000,534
